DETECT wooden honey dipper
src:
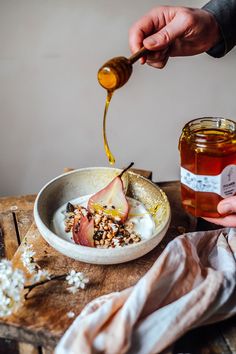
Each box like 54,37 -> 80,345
97,47 -> 149,90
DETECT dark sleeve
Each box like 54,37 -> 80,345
202,0 -> 236,57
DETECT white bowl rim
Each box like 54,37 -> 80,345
34,167 -> 171,256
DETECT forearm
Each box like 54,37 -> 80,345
203,0 -> 236,57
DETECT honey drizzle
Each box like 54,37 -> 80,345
103,90 -> 115,165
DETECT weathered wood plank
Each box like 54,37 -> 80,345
130,168 -> 152,180
0,338 -> 19,354
42,347 -> 54,354
18,343 -> 39,354
63,167 -> 75,173
0,211 -> 20,354
0,212 -> 19,259
159,181 -> 197,237
0,180 -> 197,349
0,203 -> 36,260
174,325 -> 232,354
0,181 -> 233,353
0,225 -> 5,258
0,204 -> 41,353
220,316 -> 236,353
15,210 -> 34,242
0,195 -> 35,213
14,209 -> 42,354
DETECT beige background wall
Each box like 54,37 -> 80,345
0,0 -> 236,196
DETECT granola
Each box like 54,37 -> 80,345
64,202 -> 141,248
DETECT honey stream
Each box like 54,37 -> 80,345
103,90 -> 115,165
98,56 -> 133,165
98,48 -> 148,164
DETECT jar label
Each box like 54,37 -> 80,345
181,165 -> 236,198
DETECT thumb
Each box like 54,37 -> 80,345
218,197 -> 236,215
143,17 -> 185,51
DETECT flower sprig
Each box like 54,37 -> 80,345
66,270 -> 89,294
21,245 -> 38,274
0,260 -> 25,317
0,244 -> 90,318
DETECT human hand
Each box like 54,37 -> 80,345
204,197 -> 236,227
129,6 -> 220,68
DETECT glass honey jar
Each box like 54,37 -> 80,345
179,117 -> 236,218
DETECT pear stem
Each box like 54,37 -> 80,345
119,162 -> 134,178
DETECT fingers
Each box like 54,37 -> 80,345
146,47 -> 169,60
129,6 -> 186,69
129,13 -> 158,55
204,215 -> 236,228
146,48 -> 169,69
143,14 -> 186,51
203,197 -> 236,227
147,57 -> 169,69
217,197 -> 236,215
139,45 -> 169,66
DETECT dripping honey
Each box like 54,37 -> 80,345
98,56 -> 133,165
98,48 -> 148,164
103,90 -> 115,165
179,117 -> 236,218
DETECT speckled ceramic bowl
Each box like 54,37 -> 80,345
34,167 -> 171,264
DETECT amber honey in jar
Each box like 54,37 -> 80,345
179,117 -> 236,218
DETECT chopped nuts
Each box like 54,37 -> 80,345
64,202 -> 142,249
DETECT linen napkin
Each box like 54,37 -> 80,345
55,228 -> 236,354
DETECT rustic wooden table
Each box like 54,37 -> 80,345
0,176 -> 235,354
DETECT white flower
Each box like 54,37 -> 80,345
30,270 -> 51,284
0,260 -> 25,318
0,259 -> 12,275
66,270 -> 89,293
21,245 -> 37,274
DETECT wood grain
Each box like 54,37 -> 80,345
0,195 -> 35,213
0,180 -> 235,353
0,338 -> 19,354
0,181 -> 197,349
220,316 -> 236,353
0,212 -> 19,260
130,168 -> 152,180
0,199 -> 41,354
174,325 -> 232,354
15,210 -> 34,242
18,343 -> 39,354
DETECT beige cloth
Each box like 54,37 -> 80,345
56,228 -> 236,354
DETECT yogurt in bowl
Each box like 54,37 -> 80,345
34,167 -> 171,264
53,195 -> 156,248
